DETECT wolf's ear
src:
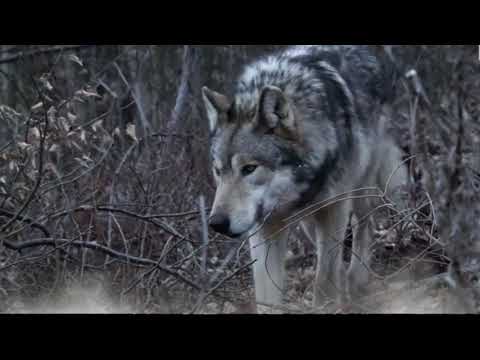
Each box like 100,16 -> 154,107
259,86 -> 298,140
202,87 -> 230,132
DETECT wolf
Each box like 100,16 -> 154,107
202,45 -> 406,311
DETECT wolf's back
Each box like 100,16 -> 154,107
235,45 -> 397,114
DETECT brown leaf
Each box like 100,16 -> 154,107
31,102 -> 44,111
17,142 -> 31,151
67,112 -> 77,122
91,120 -> 103,132
68,54 -> 84,67
9,161 -> 18,172
49,144 -> 60,153
30,127 -> 41,139
126,123 -> 138,142
75,89 -> 101,99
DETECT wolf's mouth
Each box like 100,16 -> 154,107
225,231 -> 244,239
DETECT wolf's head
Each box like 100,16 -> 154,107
202,86 -> 307,238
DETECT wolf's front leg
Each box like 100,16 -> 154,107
249,230 -> 288,309
346,216 -> 372,301
312,201 -> 351,307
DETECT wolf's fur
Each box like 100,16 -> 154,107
202,45 -> 406,310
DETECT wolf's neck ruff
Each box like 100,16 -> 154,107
293,150 -> 341,210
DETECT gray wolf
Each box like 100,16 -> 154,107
202,45 -> 406,311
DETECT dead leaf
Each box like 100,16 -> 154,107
74,157 -> 90,168
68,54 -> 84,67
59,117 -> 70,132
9,161 -> 18,172
70,140 -> 83,151
67,112 -> 77,122
49,144 -> 60,153
126,123 -> 138,142
17,142 -> 31,151
91,120 -> 103,132
30,127 -> 41,139
31,102 -> 44,111
47,107 -> 57,124
75,89 -> 101,99
41,78 -> 53,91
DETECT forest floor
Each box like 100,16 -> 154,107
3,245 -> 461,314
4,276 -> 459,314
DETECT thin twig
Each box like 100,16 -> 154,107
0,45 -> 94,65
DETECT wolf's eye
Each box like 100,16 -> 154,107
241,165 -> 258,177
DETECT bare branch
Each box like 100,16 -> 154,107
0,45 -> 95,65
2,237 -> 201,291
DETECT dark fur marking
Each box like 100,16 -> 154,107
295,150 -> 340,209
255,202 -> 265,223
277,144 -> 304,170
277,141 -> 342,209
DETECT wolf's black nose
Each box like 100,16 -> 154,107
209,214 -> 230,235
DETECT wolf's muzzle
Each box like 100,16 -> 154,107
208,214 -> 231,236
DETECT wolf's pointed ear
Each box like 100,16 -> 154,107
202,87 -> 230,132
259,86 -> 298,141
